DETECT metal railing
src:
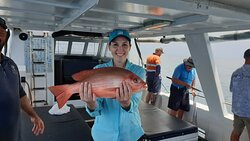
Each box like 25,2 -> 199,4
161,83 -> 232,106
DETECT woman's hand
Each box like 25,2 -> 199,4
116,81 -> 132,109
79,82 -> 96,110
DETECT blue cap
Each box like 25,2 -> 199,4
109,29 -> 131,43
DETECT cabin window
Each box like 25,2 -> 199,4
86,42 -> 98,56
71,42 -> 85,55
101,43 -> 107,57
103,43 -> 112,58
55,41 -> 68,55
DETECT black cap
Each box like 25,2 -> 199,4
244,48 -> 250,59
0,17 -> 7,29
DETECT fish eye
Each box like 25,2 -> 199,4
133,78 -> 138,83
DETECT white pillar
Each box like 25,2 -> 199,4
185,33 -> 230,141
184,33 -> 227,117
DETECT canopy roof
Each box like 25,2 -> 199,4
1,0 -> 250,37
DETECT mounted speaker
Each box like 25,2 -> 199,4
19,33 -> 28,41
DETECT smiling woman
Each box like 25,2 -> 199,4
109,37 -> 131,68
79,29 -> 146,141
108,29 -> 132,68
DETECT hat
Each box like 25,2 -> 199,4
0,17 -> 7,29
244,48 -> 250,59
108,29 -> 131,43
155,48 -> 164,53
183,57 -> 195,68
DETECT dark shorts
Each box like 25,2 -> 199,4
168,85 -> 190,112
146,73 -> 161,94
233,114 -> 250,136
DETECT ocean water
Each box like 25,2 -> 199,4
136,39 -> 250,109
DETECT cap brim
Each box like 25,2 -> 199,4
109,35 -> 131,43
185,62 -> 195,68
184,59 -> 195,68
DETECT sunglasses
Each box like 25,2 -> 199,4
186,65 -> 193,68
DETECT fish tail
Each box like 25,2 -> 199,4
48,85 -> 67,96
48,85 -> 73,108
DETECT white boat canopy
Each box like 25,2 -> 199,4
1,0 -> 250,37
2,1 -> 250,140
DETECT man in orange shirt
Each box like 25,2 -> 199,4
145,48 -> 163,105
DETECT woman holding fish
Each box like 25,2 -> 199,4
80,29 -> 146,141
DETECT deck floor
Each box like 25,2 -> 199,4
21,103 -> 199,141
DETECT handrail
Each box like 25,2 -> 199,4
195,94 -> 205,99
161,83 -> 205,98
161,83 -> 169,93
160,83 -> 232,106
224,101 -> 232,106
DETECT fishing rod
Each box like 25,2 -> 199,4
166,76 -> 203,92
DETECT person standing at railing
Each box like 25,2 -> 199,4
145,48 -> 164,105
230,48 -> 250,141
167,57 -> 196,119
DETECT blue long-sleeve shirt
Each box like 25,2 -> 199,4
86,59 -> 145,141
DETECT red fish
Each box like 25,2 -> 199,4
49,67 -> 147,108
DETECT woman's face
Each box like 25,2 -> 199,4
109,36 -> 131,62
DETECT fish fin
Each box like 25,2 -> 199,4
56,91 -> 73,109
48,85 -> 73,108
72,69 -> 97,81
48,85 -> 67,96
72,67 -> 118,81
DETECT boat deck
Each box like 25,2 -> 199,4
21,102 -> 198,141
21,105 -> 92,141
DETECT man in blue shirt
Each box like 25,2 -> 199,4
0,17 -> 44,141
230,48 -> 250,141
167,57 -> 196,119
79,29 -> 145,141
